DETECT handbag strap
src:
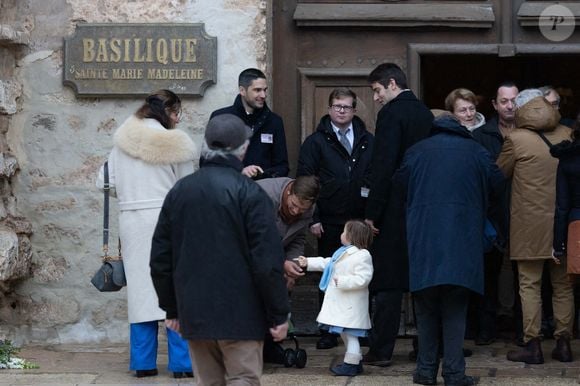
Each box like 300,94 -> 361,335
103,162 -> 110,255
536,131 -> 554,149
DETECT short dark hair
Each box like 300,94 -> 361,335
367,63 -> 408,89
135,89 -> 181,129
238,68 -> 266,89
328,88 -> 357,109
494,81 -> 518,101
344,219 -> 374,249
290,175 -> 320,204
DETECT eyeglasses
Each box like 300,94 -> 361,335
331,104 -> 354,112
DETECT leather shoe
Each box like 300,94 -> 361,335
445,375 -> 479,386
507,337 -> 544,364
135,369 -> 158,378
316,333 -> 338,349
413,372 -> 437,385
474,335 -> 495,346
173,371 -> 194,378
552,336 -> 573,362
330,362 -> 362,376
362,351 -> 391,367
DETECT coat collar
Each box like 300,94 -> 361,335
114,116 -> 197,165
200,154 -> 244,172
431,115 -> 473,139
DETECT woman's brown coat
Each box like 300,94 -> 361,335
497,97 -> 572,260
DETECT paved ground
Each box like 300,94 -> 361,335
2,337 -> 580,385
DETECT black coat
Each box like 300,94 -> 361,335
150,155 -> 290,340
551,140 -> 580,253
211,95 -> 289,178
297,115 -> 374,225
472,116 -> 510,249
365,90 -> 433,291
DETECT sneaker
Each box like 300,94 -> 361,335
330,362 -> 362,376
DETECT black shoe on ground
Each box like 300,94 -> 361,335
474,335 -> 495,346
330,362 -> 362,376
445,375 -> 479,386
173,371 -> 194,378
413,372 -> 437,385
463,348 -> 473,357
135,369 -> 158,378
316,333 -> 338,349
362,351 -> 392,367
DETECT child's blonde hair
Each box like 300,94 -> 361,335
344,219 -> 373,249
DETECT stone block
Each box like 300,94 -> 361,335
0,229 -> 20,281
0,79 -> 21,115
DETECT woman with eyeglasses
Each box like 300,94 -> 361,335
445,88 -> 486,132
96,89 -> 197,379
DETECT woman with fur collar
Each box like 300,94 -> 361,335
97,90 -> 198,378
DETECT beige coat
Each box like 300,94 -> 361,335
306,246 -> 373,329
497,97 -> 571,260
96,116 -> 198,323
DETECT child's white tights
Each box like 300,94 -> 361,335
340,332 -> 362,364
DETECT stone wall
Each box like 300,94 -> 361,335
0,0 -> 270,344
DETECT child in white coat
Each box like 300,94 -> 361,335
297,219 -> 374,376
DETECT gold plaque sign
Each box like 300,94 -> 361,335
63,23 -> 217,97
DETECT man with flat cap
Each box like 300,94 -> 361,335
150,113 -> 290,385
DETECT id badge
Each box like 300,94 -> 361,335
261,133 -> 273,144
360,187 -> 370,198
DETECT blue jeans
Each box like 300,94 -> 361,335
414,285 -> 469,385
130,321 -> 192,372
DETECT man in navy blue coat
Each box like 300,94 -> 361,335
394,114 -> 504,386
211,68 -> 289,179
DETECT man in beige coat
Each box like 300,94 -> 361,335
498,89 -> 573,364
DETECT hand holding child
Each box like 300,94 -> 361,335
295,256 -> 308,268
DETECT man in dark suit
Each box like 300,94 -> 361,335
362,63 -> 433,367
210,68 -> 289,179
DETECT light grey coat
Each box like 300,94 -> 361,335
97,115 -> 197,323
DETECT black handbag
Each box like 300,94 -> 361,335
91,161 -> 126,292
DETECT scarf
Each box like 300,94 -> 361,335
319,245 -> 351,292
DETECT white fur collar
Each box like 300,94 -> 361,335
113,116 -> 197,165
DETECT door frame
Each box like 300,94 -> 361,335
408,43 -> 580,98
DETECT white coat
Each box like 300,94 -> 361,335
97,116 -> 198,323
306,246 -> 373,329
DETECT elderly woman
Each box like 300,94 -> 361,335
445,88 -> 486,132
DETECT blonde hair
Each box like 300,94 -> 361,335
444,88 -> 477,112
344,220 -> 374,249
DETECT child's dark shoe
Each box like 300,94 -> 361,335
330,362 -> 362,376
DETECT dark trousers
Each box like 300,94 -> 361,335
368,289 -> 404,359
317,223 -> 344,337
414,285 -> 470,385
467,247 -> 503,340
